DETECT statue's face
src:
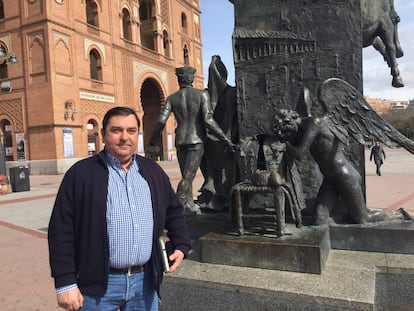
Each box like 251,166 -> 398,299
283,113 -> 301,133
274,109 -> 301,140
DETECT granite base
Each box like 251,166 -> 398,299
199,224 -> 330,274
330,220 -> 414,253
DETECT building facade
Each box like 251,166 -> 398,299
365,96 -> 411,115
0,0 -> 204,174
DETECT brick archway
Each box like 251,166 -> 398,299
140,77 -> 164,160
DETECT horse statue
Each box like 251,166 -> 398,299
362,0 -> 404,88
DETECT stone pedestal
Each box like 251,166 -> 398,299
160,249 -> 414,311
330,220 -> 414,253
199,224 -> 330,274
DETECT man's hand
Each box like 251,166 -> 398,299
168,249 -> 185,273
57,287 -> 83,311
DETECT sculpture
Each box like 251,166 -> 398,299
230,109 -> 305,236
362,0 -> 404,87
148,66 -> 233,214
197,55 -> 239,211
287,78 -> 414,225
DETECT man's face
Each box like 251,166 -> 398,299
101,114 -> 139,163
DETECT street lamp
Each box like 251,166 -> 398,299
0,45 -> 18,64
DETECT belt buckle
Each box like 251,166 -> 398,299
127,266 -> 133,276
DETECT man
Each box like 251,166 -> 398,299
370,141 -> 386,176
48,106 -> 191,311
148,66 -> 233,214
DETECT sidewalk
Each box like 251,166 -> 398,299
0,148 -> 413,310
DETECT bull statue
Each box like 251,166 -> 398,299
362,0 -> 404,88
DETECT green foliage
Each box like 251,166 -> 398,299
383,109 -> 414,139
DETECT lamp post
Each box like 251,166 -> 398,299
0,46 -> 18,64
0,46 -> 19,177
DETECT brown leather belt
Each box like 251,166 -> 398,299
109,265 -> 144,276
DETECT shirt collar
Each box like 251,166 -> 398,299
104,150 -> 137,170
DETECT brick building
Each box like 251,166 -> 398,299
0,0 -> 203,174
365,96 -> 411,115
364,97 -> 393,115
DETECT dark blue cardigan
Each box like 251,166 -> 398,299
48,152 -> 191,296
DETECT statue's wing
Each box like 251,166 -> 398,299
319,78 -> 414,153
207,55 -> 230,111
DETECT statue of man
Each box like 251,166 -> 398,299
148,66 -> 233,214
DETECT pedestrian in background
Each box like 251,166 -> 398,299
48,106 -> 191,311
370,140 -> 386,176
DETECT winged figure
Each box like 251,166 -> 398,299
319,78 -> 414,152
287,78 -> 413,225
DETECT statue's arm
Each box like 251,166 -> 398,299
201,90 -> 232,145
287,117 -> 320,160
148,99 -> 171,146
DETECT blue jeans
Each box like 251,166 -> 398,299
80,272 -> 158,311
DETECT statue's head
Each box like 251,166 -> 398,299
210,55 -> 228,80
176,66 -> 196,87
273,109 -> 301,141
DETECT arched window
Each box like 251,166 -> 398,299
181,13 -> 187,30
0,44 -> 8,80
122,8 -> 132,41
183,45 -> 189,65
163,30 -> 170,57
0,62 -> 7,80
139,0 -> 152,21
139,0 -> 156,50
86,0 -> 99,27
89,49 -> 102,81
0,1 -> 4,20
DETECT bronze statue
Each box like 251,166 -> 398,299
287,78 -> 414,225
148,66 -> 234,214
362,0 -> 404,87
230,109 -> 304,236
197,55 -> 239,211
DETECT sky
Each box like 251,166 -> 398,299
200,0 -> 414,101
